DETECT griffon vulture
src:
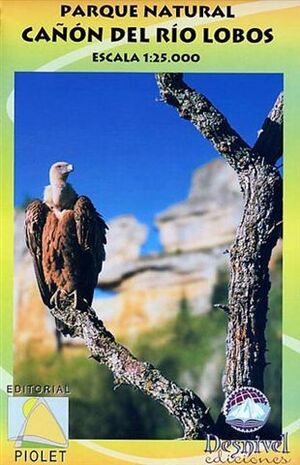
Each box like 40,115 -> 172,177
25,161 -> 108,334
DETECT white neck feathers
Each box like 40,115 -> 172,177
43,182 -> 77,211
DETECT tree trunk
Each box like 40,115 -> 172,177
155,73 -> 283,397
225,161 -> 282,395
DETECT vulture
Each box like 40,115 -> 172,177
25,161 -> 108,335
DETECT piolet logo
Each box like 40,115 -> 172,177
224,387 -> 271,433
8,397 -> 68,448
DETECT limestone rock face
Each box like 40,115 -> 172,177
100,215 -> 148,284
156,159 -> 243,253
91,159 -> 244,337
95,248 -> 230,338
92,159 -> 244,336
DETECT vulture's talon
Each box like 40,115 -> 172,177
69,290 -> 78,310
50,289 -> 61,309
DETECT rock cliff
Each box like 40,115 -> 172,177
156,159 -> 242,253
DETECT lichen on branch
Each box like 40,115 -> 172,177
156,73 -> 256,172
51,295 -> 215,439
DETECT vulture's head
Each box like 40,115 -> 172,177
50,161 -> 73,184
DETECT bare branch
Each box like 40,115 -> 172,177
51,296 -> 215,439
156,73 -> 255,173
214,304 -> 230,314
253,92 -> 283,164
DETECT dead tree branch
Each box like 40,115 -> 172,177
253,92 -> 283,164
156,73 -> 255,172
156,73 -> 282,398
51,296 -> 215,439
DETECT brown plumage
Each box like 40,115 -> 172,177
25,162 -> 108,333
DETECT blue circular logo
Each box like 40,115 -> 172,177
224,386 -> 271,433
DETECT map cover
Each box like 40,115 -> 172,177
0,1 -> 299,464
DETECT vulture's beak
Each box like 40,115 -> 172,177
67,164 -> 74,173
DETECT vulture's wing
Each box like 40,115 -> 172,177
74,196 -> 108,276
24,200 -> 51,306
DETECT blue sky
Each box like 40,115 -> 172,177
15,72 -> 282,252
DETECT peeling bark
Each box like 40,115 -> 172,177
51,296 -> 215,439
156,73 -> 282,397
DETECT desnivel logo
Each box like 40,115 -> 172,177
224,386 -> 271,433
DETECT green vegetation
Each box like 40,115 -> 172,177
15,257 -> 281,439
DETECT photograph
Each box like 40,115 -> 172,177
14,71 -> 283,439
